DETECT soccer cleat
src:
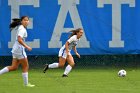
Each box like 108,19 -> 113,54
25,83 -> 35,87
62,74 -> 68,77
43,64 -> 49,73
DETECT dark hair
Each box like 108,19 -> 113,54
9,16 -> 29,31
69,28 -> 83,38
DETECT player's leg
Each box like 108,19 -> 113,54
62,55 -> 75,77
0,58 -> 19,75
43,48 -> 67,73
48,56 -> 66,68
66,55 -> 75,67
19,50 -> 35,87
43,57 -> 66,73
20,58 -> 29,85
20,58 -> 35,87
58,57 -> 66,68
7,58 -> 20,71
20,58 -> 29,72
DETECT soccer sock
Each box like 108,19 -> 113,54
48,63 -> 59,68
64,65 -> 72,75
0,67 -> 9,75
22,72 -> 28,85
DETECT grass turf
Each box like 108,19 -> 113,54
0,67 -> 140,93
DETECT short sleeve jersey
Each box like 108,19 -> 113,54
11,25 -> 27,55
61,35 -> 79,51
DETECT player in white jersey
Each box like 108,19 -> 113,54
0,16 -> 35,87
43,28 -> 83,77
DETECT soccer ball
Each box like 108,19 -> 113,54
118,69 -> 126,77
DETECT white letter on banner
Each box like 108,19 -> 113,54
48,0 -> 90,48
97,0 -> 135,47
8,0 -> 40,48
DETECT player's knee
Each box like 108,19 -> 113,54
13,66 -> 18,70
9,66 -> 18,71
59,64 -> 64,68
70,63 -> 75,67
22,66 -> 29,72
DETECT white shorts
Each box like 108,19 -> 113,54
58,48 -> 71,59
12,51 -> 27,60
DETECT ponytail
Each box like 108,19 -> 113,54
9,18 -> 21,31
69,28 -> 83,38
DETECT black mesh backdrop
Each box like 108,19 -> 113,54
0,55 -> 140,69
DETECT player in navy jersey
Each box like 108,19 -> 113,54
43,28 -> 83,77
0,16 -> 35,87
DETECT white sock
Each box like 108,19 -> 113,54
22,72 -> 28,85
48,63 -> 59,68
64,65 -> 72,75
0,67 -> 9,75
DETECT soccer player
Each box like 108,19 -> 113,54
0,16 -> 35,87
43,28 -> 83,77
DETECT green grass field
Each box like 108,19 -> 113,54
0,67 -> 140,93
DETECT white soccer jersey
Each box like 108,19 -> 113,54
59,35 -> 80,58
11,25 -> 27,55
62,35 -> 79,50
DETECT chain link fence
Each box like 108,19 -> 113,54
0,54 -> 140,69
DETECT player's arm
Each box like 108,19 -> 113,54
65,36 -> 75,55
18,36 -> 32,51
65,41 -> 70,55
73,46 -> 80,58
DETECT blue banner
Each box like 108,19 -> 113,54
0,0 -> 139,56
